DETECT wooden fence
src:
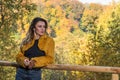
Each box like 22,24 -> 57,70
0,60 -> 119,80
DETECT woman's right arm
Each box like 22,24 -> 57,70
16,51 -> 29,68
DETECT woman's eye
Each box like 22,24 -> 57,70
38,25 -> 42,27
38,25 -> 45,28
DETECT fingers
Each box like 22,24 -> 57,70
24,59 -> 30,66
24,59 -> 36,69
33,29 -> 37,37
33,29 -> 40,39
28,60 -> 35,69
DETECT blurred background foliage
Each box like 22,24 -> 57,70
0,0 -> 120,80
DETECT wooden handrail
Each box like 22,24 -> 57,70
0,60 -> 18,67
0,60 -> 120,74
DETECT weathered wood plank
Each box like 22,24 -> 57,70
0,60 -> 18,67
44,64 -> 120,73
0,60 -> 120,74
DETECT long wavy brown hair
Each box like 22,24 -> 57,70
20,17 -> 48,50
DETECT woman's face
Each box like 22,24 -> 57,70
34,21 -> 46,36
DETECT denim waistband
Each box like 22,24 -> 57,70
19,66 -> 41,71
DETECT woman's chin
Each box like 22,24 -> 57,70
39,33 -> 45,36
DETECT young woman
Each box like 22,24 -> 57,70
15,17 -> 55,80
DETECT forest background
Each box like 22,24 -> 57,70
0,0 -> 120,80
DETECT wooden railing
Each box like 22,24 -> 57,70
0,60 -> 119,80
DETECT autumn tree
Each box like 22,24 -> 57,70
80,3 -> 104,33
0,0 -> 36,80
83,3 -> 120,80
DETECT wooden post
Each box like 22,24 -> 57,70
112,74 -> 119,80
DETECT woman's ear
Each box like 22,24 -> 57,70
33,28 -> 35,32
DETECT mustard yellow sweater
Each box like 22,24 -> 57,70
16,34 -> 55,68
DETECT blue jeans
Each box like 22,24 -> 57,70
15,68 -> 41,80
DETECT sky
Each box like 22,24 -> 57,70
79,0 -> 120,5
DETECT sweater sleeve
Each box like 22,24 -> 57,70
16,51 -> 29,68
31,38 -> 55,68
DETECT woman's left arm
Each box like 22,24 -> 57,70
31,38 -> 55,68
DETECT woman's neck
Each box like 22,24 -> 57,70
35,34 -> 40,40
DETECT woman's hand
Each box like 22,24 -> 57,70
28,60 -> 36,69
24,59 -> 36,69
24,59 -> 30,66
33,28 -> 40,39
